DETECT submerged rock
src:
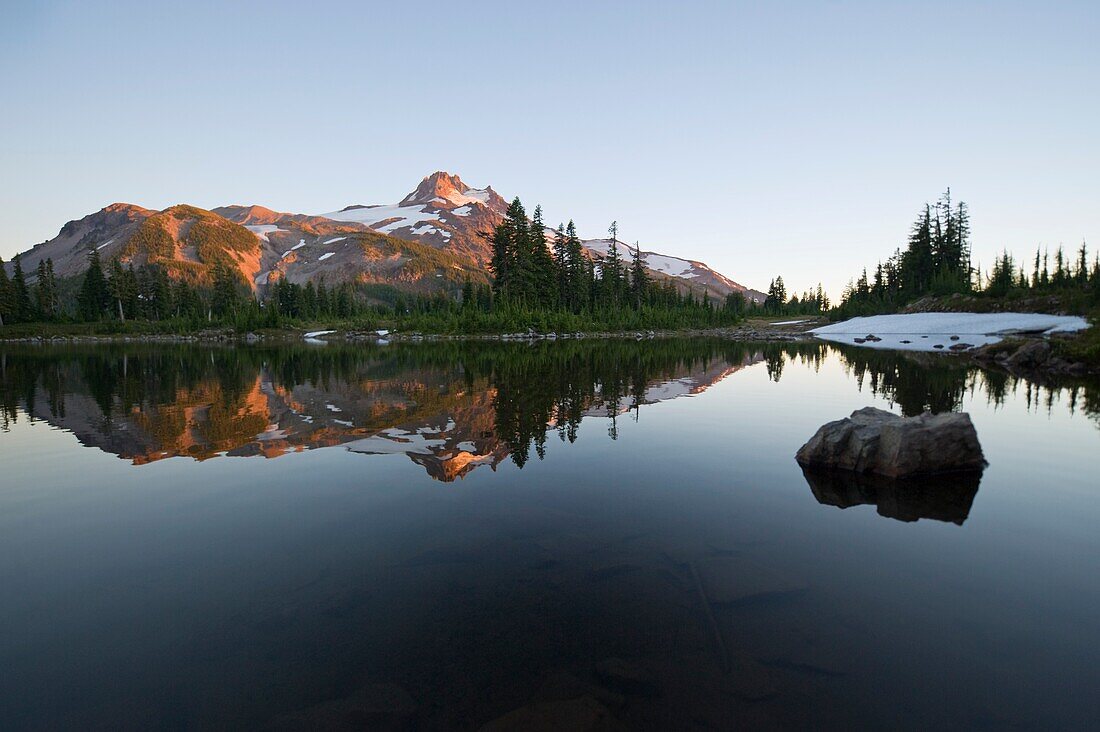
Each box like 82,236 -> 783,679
795,407 -> 985,478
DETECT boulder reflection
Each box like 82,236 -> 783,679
800,467 -> 983,524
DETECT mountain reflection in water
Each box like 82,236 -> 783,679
0,341 -> 760,480
1,340 -> 1097,483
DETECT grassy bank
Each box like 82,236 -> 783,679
1052,311 -> 1100,367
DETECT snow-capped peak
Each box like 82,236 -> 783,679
399,171 -> 494,208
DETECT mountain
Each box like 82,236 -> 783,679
211,202 -> 486,292
11,202 -> 154,280
11,199 -> 486,297
9,203 -> 263,286
318,172 -> 508,265
577,237 -> 765,303
7,171 -> 761,300
317,171 -> 763,301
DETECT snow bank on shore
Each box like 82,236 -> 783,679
810,312 -> 1089,352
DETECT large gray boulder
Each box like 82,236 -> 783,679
796,407 -> 985,478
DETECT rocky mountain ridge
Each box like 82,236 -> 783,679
7,172 -> 761,302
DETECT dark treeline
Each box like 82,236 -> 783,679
0,253 -> 58,326
834,189 -> 1100,317
483,198 -> 745,327
0,248 -> 375,331
760,276 -> 830,316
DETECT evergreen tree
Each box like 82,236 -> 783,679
334,282 -> 354,317
212,263 -> 243,318
171,279 -> 199,320
528,205 -> 557,307
629,242 -> 649,307
902,205 -> 934,295
764,276 -> 787,313
10,256 -> 31,323
461,279 -> 474,309
0,257 -> 11,326
78,250 -> 111,321
490,197 -> 528,302
552,224 -> 568,305
565,220 -> 586,311
152,267 -> 171,319
987,250 -> 1016,296
1092,255 -> 1100,305
34,259 -> 60,320
107,258 -> 137,321
1053,246 -> 1068,286
601,221 -> 626,305
302,280 -> 318,318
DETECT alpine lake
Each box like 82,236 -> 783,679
1,338 -> 1097,729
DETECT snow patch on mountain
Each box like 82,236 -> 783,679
320,203 -> 441,233
584,239 -> 696,278
245,224 -> 284,242
410,223 -> 451,239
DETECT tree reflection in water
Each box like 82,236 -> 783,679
1,340 -> 1097,480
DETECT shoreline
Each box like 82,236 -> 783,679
0,319 -> 829,345
2,318 -> 1094,378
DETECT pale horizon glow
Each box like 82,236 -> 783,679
1,1 -> 1097,299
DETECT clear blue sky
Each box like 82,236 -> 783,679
2,1 -> 1097,298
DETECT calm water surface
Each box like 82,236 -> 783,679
0,340 -> 1097,729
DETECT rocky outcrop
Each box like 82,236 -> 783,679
795,407 -> 985,477
973,337 -> 1093,377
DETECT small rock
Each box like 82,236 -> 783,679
950,335 -> 960,341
